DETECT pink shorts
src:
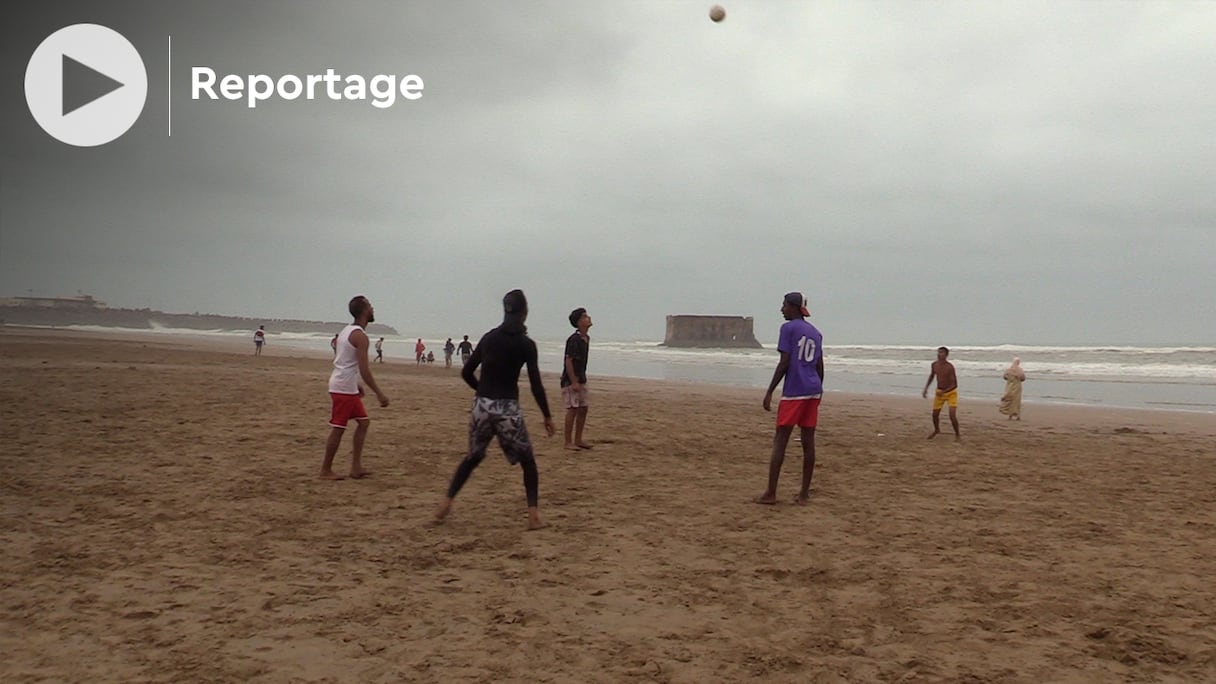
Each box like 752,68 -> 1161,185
329,392 -> 369,428
777,398 -> 820,428
562,384 -> 589,409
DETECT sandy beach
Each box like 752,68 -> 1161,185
2,327 -> 1213,683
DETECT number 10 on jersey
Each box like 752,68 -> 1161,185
796,336 -> 817,363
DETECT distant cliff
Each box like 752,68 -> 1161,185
662,315 -> 762,348
0,303 -> 399,336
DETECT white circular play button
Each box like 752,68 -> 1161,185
25,23 -> 148,147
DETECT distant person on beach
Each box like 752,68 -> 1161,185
374,337 -> 384,363
923,346 -> 960,440
999,357 -> 1025,420
320,296 -> 390,480
457,335 -> 473,366
253,325 -> 265,356
330,334 -> 339,356
757,292 -> 824,505
427,350 -> 435,364
415,338 -> 426,365
436,289 -> 555,530
443,338 -> 456,367
561,307 -> 594,451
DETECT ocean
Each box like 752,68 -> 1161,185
38,325 -> 1216,414
535,340 -> 1216,415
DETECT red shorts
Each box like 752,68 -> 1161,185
329,392 -> 369,428
777,397 -> 820,428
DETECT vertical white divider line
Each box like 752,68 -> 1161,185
168,35 -> 172,137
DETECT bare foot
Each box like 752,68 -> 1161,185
793,494 -> 810,505
927,431 -> 940,440
434,499 -> 452,524
576,442 -> 593,450
563,444 -> 582,451
526,508 -> 546,530
526,519 -> 548,531
753,494 -> 778,505
348,469 -> 372,479
319,471 -> 345,480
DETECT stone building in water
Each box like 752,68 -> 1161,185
662,315 -> 763,348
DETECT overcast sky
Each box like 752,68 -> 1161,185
3,1 -> 1214,345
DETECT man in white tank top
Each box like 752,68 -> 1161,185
320,295 -> 390,480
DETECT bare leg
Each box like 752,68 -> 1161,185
574,406 -> 591,448
948,406 -> 960,440
928,410 -> 941,439
320,427 -> 346,479
563,408 -> 579,449
756,426 -> 794,504
349,419 -> 371,477
795,427 -> 816,504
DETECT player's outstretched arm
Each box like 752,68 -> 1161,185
525,342 -> 555,436
351,329 -> 388,406
922,367 -> 936,398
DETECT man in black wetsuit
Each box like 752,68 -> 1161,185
435,289 -> 556,530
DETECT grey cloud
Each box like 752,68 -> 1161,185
2,1 -> 1213,344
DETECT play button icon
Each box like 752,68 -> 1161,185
62,54 -> 126,116
25,24 -> 147,147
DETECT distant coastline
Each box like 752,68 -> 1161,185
0,296 -> 399,336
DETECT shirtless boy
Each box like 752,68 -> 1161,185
922,346 -> 960,440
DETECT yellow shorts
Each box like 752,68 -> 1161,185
933,389 -> 958,411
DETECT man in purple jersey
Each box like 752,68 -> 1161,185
758,292 -> 825,505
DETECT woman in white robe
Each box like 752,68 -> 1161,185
999,357 -> 1025,420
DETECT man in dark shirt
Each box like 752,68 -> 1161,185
560,307 -> 593,450
457,335 -> 474,366
436,289 -> 555,530
443,338 -> 456,367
